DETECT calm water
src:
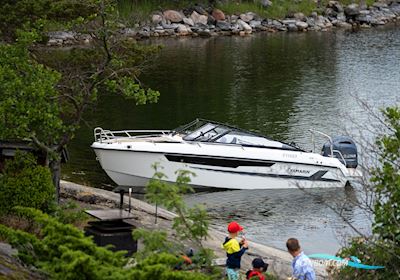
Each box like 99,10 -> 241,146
64,25 -> 400,254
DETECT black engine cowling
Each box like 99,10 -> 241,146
321,136 -> 358,168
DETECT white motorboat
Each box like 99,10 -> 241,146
91,119 -> 361,189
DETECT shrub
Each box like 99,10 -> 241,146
0,207 -> 214,280
334,107 -> 400,279
0,152 -> 55,214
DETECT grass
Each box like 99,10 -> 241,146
117,0 -> 379,22
117,0 -> 209,21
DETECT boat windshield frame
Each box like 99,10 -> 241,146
172,119 -> 304,151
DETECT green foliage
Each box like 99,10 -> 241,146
146,165 -> 209,245
0,206 -> 214,279
0,31 -> 65,144
0,152 -> 55,214
135,166 -> 220,276
0,0 -> 97,39
51,200 -> 89,226
132,228 -> 178,259
335,107 -> 400,279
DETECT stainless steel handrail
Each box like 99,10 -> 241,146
309,129 -> 333,157
333,149 -> 347,166
94,127 -> 170,143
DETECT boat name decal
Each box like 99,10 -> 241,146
288,168 -> 310,174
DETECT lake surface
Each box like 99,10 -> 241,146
64,25 -> 400,254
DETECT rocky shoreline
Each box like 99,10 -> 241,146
48,1 -> 400,46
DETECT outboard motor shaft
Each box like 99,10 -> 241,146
321,136 -> 358,168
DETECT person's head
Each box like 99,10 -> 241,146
252,258 -> 268,272
227,221 -> 243,237
286,238 -> 301,257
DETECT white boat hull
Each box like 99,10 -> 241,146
93,146 -> 350,190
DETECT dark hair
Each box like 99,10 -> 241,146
286,238 -> 301,253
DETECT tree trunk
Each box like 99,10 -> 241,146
49,158 -> 61,203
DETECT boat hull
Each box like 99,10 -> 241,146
93,148 -> 348,189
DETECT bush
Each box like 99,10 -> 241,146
0,207 -> 214,280
334,107 -> 400,279
0,152 -> 55,214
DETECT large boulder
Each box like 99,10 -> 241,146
344,4 -> 361,16
163,10 -> 184,23
212,9 -> 226,21
191,11 -> 208,25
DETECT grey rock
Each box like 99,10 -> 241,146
272,20 -> 283,28
337,12 -> 347,21
287,24 -> 298,32
194,22 -> 208,29
293,12 -> 306,21
296,21 -> 308,30
191,11 -> 208,25
345,4 -> 360,16
336,21 -> 353,28
161,22 -> 179,29
121,28 -> 137,37
177,24 -> 190,35
311,12 -> 318,19
165,29 -> 175,35
237,19 -> 253,31
138,31 -> 150,38
48,31 -> 76,41
373,2 -> 388,9
151,14 -> 163,25
198,29 -> 212,37
155,29 -> 166,34
306,18 -> 315,27
249,20 -> 262,28
260,0 -> 273,8
282,19 -> 297,25
216,20 -> 232,31
230,15 -> 239,22
207,15 -> 216,25
390,4 -> 400,16
240,12 -> 256,22
183,17 -> 194,26
324,7 -> 337,17
194,5 -> 208,15
328,1 -> 344,13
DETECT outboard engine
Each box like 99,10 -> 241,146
321,136 -> 358,168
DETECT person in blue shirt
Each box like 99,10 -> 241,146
286,238 -> 316,280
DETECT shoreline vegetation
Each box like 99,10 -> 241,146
47,0 -> 400,46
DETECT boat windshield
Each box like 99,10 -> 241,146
173,119 -> 299,150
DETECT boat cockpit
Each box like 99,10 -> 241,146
173,119 -> 301,151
